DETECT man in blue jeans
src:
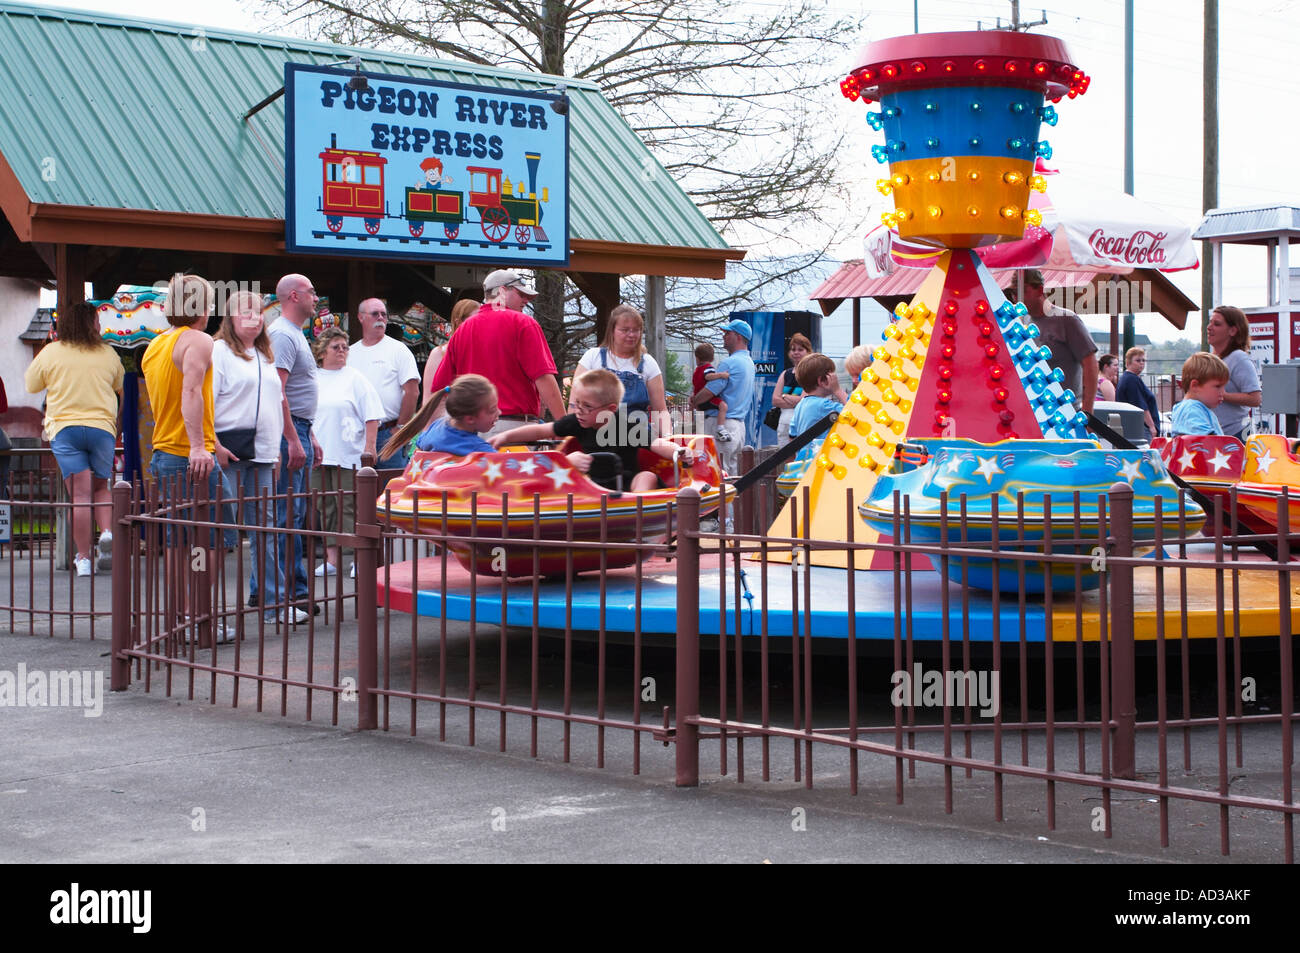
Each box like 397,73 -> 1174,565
264,273 -> 322,617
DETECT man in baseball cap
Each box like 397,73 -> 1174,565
482,269 -> 538,298
692,316 -> 756,480
426,268 -> 564,432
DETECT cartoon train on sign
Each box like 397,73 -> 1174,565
317,138 -> 548,244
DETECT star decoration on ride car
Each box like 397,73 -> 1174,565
547,467 -> 574,489
974,456 -> 1003,482
1254,448 -> 1276,475
1207,449 -> 1234,473
481,460 -> 503,483
1177,448 -> 1197,471
1118,458 -> 1142,483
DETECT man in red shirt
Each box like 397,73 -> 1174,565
427,269 -> 565,435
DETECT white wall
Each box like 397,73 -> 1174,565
0,277 -> 43,410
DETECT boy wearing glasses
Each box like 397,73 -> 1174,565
490,369 -> 688,491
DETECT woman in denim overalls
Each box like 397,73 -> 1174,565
574,304 -> 670,438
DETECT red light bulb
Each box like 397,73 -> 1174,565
974,59 -> 987,72
882,63 -> 898,79
941,343 -> 957,359
999,411 -> 1016,425
937,388 -> 952,404
974,299 -> 989,314
941,320 -> 957,337
938,363 -> 954,380
993,387 -> 1009,403
1033,61 -> 1048,75
944,300 -> 959,316
984,342 -> 999,358
978,321 -> 993,338
910,60 -> 926,74
989,365 -> 1004,380
1004,59 -> 1019,73
941,60 -> 956,73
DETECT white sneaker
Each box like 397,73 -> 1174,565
314,562 -> 337,577
74,554 -> 92,577
181,618 -> 236,645
279,607 -> 310,624
96,531 -> 113,570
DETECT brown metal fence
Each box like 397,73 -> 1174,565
62,450 -> 1299,861
0,449 -> 112,639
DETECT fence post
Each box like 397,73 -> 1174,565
1109,481 -> 1136,780
354,466 -> 379,731
110,480 -> 132,691
675,486 -> 701,786
739,445 -> 755,535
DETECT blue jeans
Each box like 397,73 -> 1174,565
148,449 -> 227,548
375,423 -> 408,470
225,459 -> 283,611
276,418 -> 313,601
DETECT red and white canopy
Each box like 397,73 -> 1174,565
868,163 -> 1199,275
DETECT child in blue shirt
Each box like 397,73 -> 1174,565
378,373 -> 498,459
1170,353 -> 1229,437
788,352 -> 845,441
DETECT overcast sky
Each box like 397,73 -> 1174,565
48,0 -> 1300,342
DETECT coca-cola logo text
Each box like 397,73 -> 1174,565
1088,228 -> 1168,265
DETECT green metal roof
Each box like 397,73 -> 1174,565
0,1 -> 728,250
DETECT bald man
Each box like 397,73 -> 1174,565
262,273 -> 322,615
347,297 -> 418,468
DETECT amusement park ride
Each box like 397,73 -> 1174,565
377,29 -> 1300,643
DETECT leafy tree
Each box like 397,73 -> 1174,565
661,349 -> 689,398
267,0 -> 856,367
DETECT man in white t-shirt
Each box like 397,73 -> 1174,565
347,298 -> 419,468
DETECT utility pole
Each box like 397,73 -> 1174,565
1202,0 -> 1219,349
1123,0 -> 1135,355
978,2 -> 1047,30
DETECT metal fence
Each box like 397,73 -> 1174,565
0,448 -> 112,639
7,447 -> 1291,860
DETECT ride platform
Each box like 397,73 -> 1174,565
375,549 -> 1297,644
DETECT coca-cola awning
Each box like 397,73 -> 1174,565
885,164 -> 1200,274
810,261 -> 1197,330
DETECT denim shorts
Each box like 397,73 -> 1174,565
50,426 -> 116,480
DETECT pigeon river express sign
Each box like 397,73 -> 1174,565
284,63 -> 569,266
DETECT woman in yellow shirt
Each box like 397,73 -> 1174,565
24,301 -> 124,576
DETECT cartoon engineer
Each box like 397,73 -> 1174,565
417,157 -> 453,190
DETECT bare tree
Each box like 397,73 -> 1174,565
268,0 -> 856,360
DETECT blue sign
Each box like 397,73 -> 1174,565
284,64 -> 569,266
734,311 -> 783,447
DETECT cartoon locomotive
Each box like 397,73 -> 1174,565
317,140 -> 548,245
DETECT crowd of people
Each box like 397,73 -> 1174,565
18,257 -> 1269,597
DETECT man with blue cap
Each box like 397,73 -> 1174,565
692,317 -> 756,477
